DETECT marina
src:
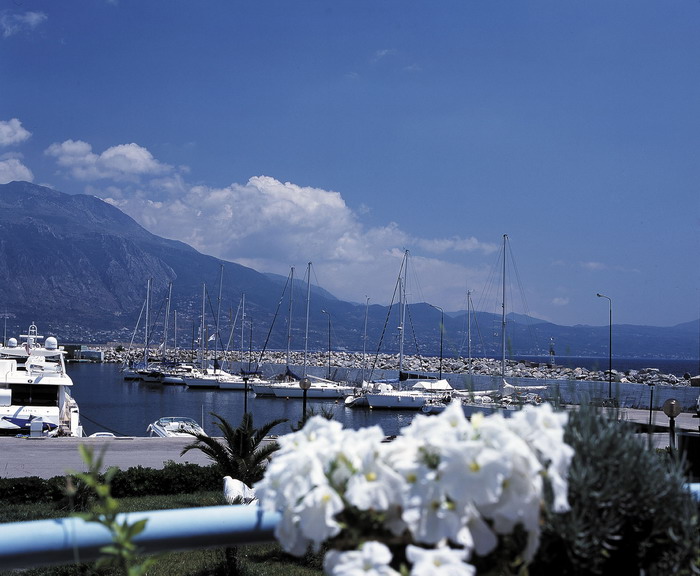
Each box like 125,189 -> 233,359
70,361 -> 700,438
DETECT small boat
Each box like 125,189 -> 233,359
146,416 -> 207,437
156,363 -> 196,385
270,375 -> 354,399
182,366 -> 234,388
218,371 -> 270,391
364,378 -> 454,410
0,323 -> 82,436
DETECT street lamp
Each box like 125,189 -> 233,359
321,309 -> 331,379
428,304 -> 444,379
300,377 -> 311,425
597,293 -> 613,400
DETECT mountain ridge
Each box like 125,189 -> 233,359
0,181 -> 698,361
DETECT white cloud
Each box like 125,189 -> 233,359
92,170 -> 494,310
580,261 -> 606,271
0,156 -> 33,183
1,11 -> 47,38
47,136 -> 495,310
0,119 -> 31,147
372,48 -> 397,63
552,297 -> 569,307
45,140 -> 172,182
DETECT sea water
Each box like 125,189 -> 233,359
70,357 -> 699,438
71,363 -> 418,438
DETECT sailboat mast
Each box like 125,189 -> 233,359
241,293 -> 245,364
287,267 -> 294,366
362,296 -> 369,381
467,289 -> 472,374
398,250 -> 408,373
501,234 -> 507,378
303,262 -> 311,377
144,278 -> 151,368
163,281 -> 172,361
214,265 -> 223,372
200,283 -> 206,370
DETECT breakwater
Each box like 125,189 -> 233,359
99,347 -> 697,386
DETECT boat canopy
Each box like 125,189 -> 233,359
410,379 -> 453,391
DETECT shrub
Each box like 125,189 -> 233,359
0,463 -> 222,504
531,404 -> 700,575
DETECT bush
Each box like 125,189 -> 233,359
0,463 -> 222,505
0,476 -> 53,505
531,404 -> 700,575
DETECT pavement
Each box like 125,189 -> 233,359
1,407 -> 699,480
0,436 -> 213,479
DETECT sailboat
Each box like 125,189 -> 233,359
349,250 -> 454,410
183,276 -> 236,388
425,235 -> 544,414
255,263 -> 353,399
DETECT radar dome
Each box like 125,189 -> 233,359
45,337 -> 58,350
7,338 -> 17,348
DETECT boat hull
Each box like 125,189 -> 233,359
271,383 -> 353,399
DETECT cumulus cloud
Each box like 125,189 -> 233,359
1,11 -> 47,38
45,140 -> 172,182
0,156 -> 33,184
45,136 -> 494,310
92,172 -> 493,309
0,119 -> 31,147
552,297 -> 569,307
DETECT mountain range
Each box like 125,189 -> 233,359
1,181 -> 698,362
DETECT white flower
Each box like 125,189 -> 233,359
439,440 -> 512,508
324,541 -> 400,576
344,448 -> 406,511
406,544 -> 475,576
507,403 -> 573,512
255,401 -> 574,569
401,471 -> 466,546
298,483 -> 345,549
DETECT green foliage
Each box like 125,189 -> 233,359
71,444 -> 158,576
0,462 -> 222,507
180,412 -> 288,486
531,404 -> 700,575
291,404 -> 335,432
0,475 -> 53,505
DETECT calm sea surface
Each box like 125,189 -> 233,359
70,358 -> 699,438
71,363 -> 416,438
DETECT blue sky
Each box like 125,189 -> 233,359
1,1 -> 698,327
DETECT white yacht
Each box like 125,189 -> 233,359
364,378 -> 454,410
270,375 -> 354,399
0,323 -> 82,436
146,416 -> 207,437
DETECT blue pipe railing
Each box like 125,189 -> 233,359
0,505 -> 280,570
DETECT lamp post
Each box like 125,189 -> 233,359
596,293 -> 613,400
428,304 -> 444,379
321,309 -> 331,380
300,377 -> 311,425
243,375 -> 249,414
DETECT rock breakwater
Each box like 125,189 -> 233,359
99,348 -> 695,387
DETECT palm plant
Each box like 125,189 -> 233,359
180,411 -> 288,486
